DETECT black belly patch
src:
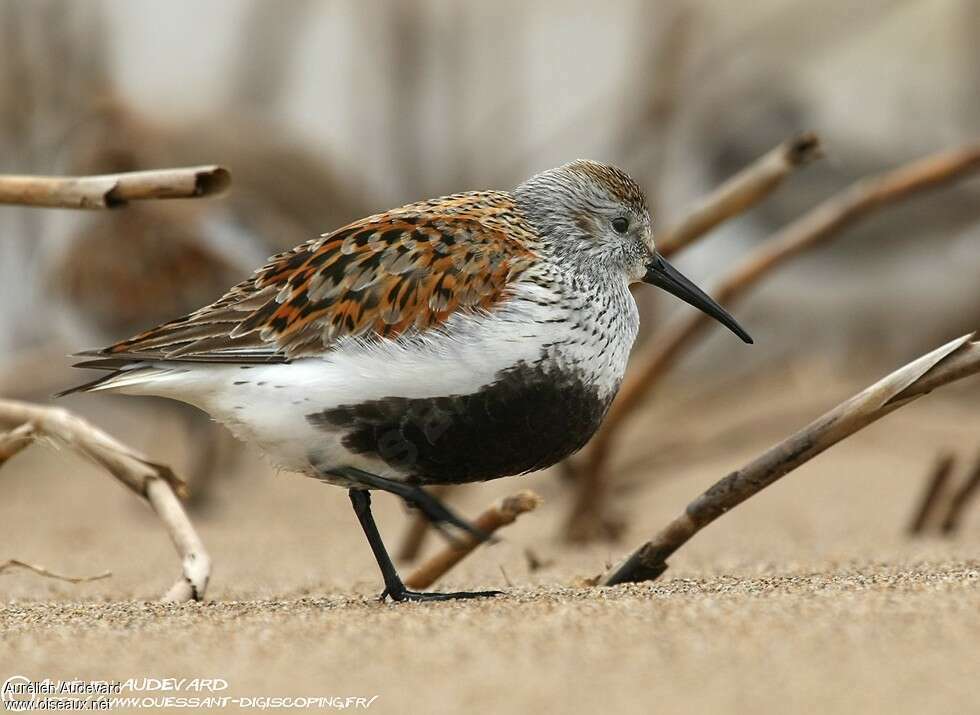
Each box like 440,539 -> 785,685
306,362 -> 611,484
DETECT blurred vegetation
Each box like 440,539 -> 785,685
0,0 -> 977,518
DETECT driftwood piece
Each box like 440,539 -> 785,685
404,490 -> 542,589
567,141 -> 980,542
656,133 -> 821,257
906,453 -> 956,534
0,423 -> 35,467
0,400 -> 184,497
146,478 -> 211,602
0,166 -> 230,209
602,334 -> 980,585
0,399 -> 210,601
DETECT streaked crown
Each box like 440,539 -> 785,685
513,160 -> 653,278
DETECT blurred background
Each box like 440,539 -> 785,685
2,3 -> 979,711
1,0 -> 978,541
2,0 -> 978,366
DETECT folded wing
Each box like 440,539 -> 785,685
80,192 -> 538,365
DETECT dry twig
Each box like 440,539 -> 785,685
567,141 -> 980,542
601,334 -> 980,585
656,133 -> 821,257
0,423 -> 35,467
0,165 -> 230,209
0,559 -> 110,584
404,490 -> 542,590
0,399 -> 210,601
906,452 -> 956,534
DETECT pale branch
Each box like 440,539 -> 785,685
632,131 -> 821,345
907,452 -> 955,534
601,334 -> 980,585
0,165 -> 230,209
940,450 -> 980,534
0,559 -> 111,584
0,399 -> 185,497
147,478 -> 211,602
404,490 -> 542,590
0,399 -> 210,601
567,141 -> 980,542
0,423 -> 35,467
657,133 -> 822,257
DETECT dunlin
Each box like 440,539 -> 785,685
64,161 -> 751,601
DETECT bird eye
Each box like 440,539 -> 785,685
611,217 -> 629,234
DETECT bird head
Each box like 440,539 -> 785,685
515,160 -> 752,343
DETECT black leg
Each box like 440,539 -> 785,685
347,488 -> 502,603
338,467 -> 494,544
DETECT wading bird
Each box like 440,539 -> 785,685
63,161 -> 751,601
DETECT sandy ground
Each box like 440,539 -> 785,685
1,361 -> 978,714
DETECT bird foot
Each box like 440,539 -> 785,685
380,587 -> 503,603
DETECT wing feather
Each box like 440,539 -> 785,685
85,191 -> 538,365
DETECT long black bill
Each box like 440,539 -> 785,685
642,254 -> 753,344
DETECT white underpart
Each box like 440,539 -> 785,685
92,279 -> 638,481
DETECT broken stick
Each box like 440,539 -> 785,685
0,423 -> 35,467
601,333 -> 980,585
404,490 -> 542,589
656,132 -> 821,257
0,166 -> 230,209
0,399 -> 210,601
